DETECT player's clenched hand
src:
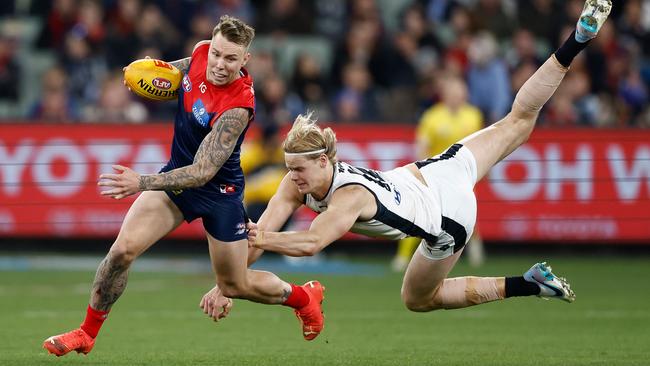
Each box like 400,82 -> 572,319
199,285 -> 233,322
98,165 -> 142,199
246,221 -> 259,247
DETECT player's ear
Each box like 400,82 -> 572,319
242,52 -> 251,67
319,154 -> 327,168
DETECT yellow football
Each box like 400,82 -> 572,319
123,59 -> 182,101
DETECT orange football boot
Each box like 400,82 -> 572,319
294,280 -> 325,341
43,328 -> 95,356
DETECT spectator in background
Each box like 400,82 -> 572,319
104,0 -> 141,68
400,4 -> 443,66
246,50 -> 277,87
36,0 -> 77,51
510,60 -> 537,97
82,71 -> 148,123
76,0 -> 106,49
0,32 -> 20,101
133,3 -> 181,61
391,4 -> 437,83
505,29 -> 544,70
61,26 -> 108,107
467,31 -> 511,123
470,0 -> 516,41
312,0 -> 347,40
394,4 -> 444,119
188,12 -> 216,40
348,0 -> 382,24
255,0 -> 313,36
392,75 -> 484,271
203,0 -> 255,25
421,0 -> 460,25
331,19 -> 395,90
516,0 -> 563,48
543,91 -> 578,127
387,33 -> 420,120
619,68 -> 649,125
334,62 -> 380,122
617,0 -> 650,56
29,65 -> 78,122
291,53 -> 332,121
567,70 -> 601,126
439,7 -> 474,74
156,0 -> 200,37
256,73 -> 302,128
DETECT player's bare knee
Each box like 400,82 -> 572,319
107,244 -> 137,267
403,297 -> 429,312
494,113 -> 535,153
401,287 -> 442,312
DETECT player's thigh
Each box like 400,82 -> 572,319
113,191 -> 184,256
206,234 -> 249,286
402,246 -> 464,301
458,114 -> 529,181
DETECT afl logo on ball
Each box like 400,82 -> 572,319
182,74 -> 192,92
152,77 -> 172,90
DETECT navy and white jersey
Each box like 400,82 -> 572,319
304,161 -> 443,241
161,43 -> 255,196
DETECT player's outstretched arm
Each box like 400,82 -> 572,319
245,173 -> 304,264
249,185 -> 371,256
98,108 -> 250,199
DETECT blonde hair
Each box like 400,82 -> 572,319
283,112 -> 337,163
212,15 -> 255,48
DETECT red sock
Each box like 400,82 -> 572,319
80,305 -> 109,338
282,284 -> 310,309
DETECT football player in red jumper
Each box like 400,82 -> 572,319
43,15 -> 324,357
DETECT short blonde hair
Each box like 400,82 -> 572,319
283,112 -> 337,163
212,15 -> 255,48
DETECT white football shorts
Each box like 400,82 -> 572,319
415,144 -> 478,260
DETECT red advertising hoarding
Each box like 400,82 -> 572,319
1,124 -> 648,243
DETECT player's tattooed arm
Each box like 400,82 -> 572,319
138,108 -> 250,191
169,57 -> 191,75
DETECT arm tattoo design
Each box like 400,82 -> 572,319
169,57 -> 191,75
138,108 -> 250,191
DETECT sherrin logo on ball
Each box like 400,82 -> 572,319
124,59 -> 182,101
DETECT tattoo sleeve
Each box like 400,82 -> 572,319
138,108 -> 250,191
169,57 -> 191,75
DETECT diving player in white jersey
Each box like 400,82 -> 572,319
207,0 -> 611,313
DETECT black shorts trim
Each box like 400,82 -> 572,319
415,144 -> 463,169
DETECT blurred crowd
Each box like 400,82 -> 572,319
0,0 -> 649,127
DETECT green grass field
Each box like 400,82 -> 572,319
1,255 -> 649,366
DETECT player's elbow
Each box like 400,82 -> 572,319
299,244 -> 320,257
197,176 -> 212,187
297,235 -> 323,257
191,165 -> 217,187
